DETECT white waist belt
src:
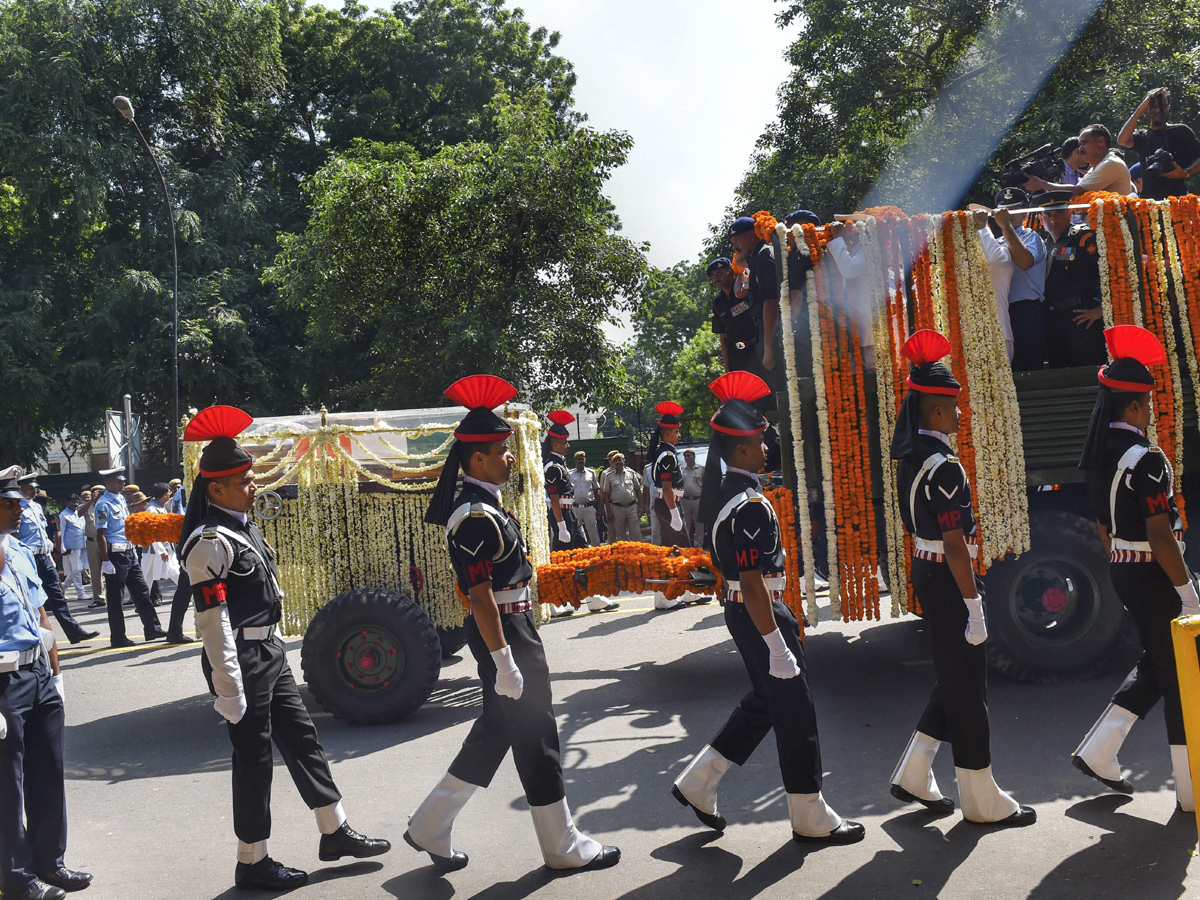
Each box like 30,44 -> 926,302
914,537 -> 979,559
726,576 -> 787,591
1110,537 -> 1187,554
108,542 -> 133,552
0,646 -> 45,672
238,625 -> 279,641
494,585 -> 531,604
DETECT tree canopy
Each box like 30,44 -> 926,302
267,95 -> 647,411
0,0 -> 580,464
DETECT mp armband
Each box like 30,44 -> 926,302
192,580 -> 228,612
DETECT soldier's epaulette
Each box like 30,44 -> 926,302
746,495 -> 765,503
946,455 -> 960,463
1149,446 -> 1165,455
201,527 -> 220,539
470,510 -> 488,518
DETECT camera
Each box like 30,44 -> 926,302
999,143 -> 1063,188
1145,147 -> 1176,176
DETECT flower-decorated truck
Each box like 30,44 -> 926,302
767,194 -> 1200,684
169,404 -> 722,725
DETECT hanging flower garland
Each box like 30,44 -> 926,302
778,222 -> 819,624
533,542 -> 723,608
806,264 -> 840,615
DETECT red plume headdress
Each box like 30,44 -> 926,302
444,375 -> 517,443
185,406 -> 255,479
708,372 -> 770,436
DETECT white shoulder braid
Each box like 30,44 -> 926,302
183,526 -> 234,583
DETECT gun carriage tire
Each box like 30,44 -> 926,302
984,510 -> 1138,684
302,588 -> 441,725
437,621 -> 469,659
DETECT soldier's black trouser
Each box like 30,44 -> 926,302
168,570 -> 191,636
0,656 -> 66,895
1110,562 -> 1192,745
1046,306 -> 1106,369
212,636 -> 341,843
548,508 -> 586,551
912,558 -> 992,769
710,599 -> 823,794
32,554 -> 87,643
653,498 -> 691,548
103,548 -> 162,642
449,611 -> 565,807
1009,299 -> 1048,371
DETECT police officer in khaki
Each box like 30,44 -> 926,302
601,454 -> 642,543
679,449 -> 705,547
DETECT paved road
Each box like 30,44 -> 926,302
51,596 -> 1200,899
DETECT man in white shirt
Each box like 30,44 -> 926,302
59,494 -> 89,601
1026,124 -> 1133,196
823,222 -> 874,371
974,209 -> 1016,362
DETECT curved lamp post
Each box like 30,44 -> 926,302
113,95 -> 180,471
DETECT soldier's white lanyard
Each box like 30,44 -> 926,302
1,558 -> 49,660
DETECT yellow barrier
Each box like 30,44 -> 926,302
1170,614 -> 1200,836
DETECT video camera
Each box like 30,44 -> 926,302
999,144 -> 1063,188
1145,147 -> 1177,176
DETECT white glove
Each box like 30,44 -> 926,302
101,560 -> 116,575
556,520 -> 571,545
669,506 -> 684,532
52,673 -> 64,703
964,596 -> 988,645
1176,580 -> 1200,618
214,692 -> 248,725
762,628 -> 801,679
0,712 -> 7,740
490,646 -> 524,700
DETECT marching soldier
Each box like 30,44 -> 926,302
179,406 -> 390,891
410,376 -> 619,873
647,402 -> 690,610
94,467 -> 166,648
1039,191 -> 1106,368
1073,326 -> 1197,812
672,372 -> 863,846
0,466 -> 92,900
15,474 -> 96,645
543,411 -> 586,552
887,330 -> 1036,827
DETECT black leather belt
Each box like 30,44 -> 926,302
575,501 -> 595,507
612,501 -> 637,507
683,495 -> 700,500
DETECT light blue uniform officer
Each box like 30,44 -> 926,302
0,465 -> 92,898
15,475 -> 91,646
94,467 -> 163,648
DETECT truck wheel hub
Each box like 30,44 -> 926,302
1041,586 -> 1069,613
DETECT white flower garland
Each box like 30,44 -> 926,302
808,264 -> 840,615
501,409 -> 551,625
1147,204 -> 1186,488
1093,201 -> 1115,328
1162,200 -> 1198,498
780,223 -> 818,624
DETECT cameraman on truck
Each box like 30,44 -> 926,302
1117,88 -> 1200,201
1025,124 -> 1133,196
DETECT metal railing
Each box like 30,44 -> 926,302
1171,614 -> 1200,835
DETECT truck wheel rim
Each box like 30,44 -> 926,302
1006,558 -> 1102,650
336,627 -> 403,693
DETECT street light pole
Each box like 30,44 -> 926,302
113,94 -> 180,473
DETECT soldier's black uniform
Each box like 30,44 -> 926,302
443,483 -> 565,804
651,443 -> 689,547
1085,426 -> 1189,744
746,241 -> 782,405
1044,227 -> 1106,368
712,284 -> 765,376
897,433 -> 992,769
706,471 -> 823,792
182,509 -> 342,844
544,453 -> 585,551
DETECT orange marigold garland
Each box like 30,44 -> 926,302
125,512 -> 185,546
533,542 -> 723,609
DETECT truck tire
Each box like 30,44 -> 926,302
437,622 -> 469,659
984,510 -> 1136,684
302,588 -> 441,725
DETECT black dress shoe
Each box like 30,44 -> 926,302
69,631 -> 100,645
403,830 -> 468,872
318,822 -> 391,861
144,629 -> 168,642
165,632 -> 197,645
581,846 -> 620,870
890,783 -> 956,812
671,783 -> 726,831
593,602 -> 621,612
1072,755 -> 1134,794
86,600 -> 106,609
234,857 -> 308,890
969,806 -> 1037,828
36,867 -> 93,892
109,637 -> 136,649
5,880 -> 67,900
793,821 -> 866,845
